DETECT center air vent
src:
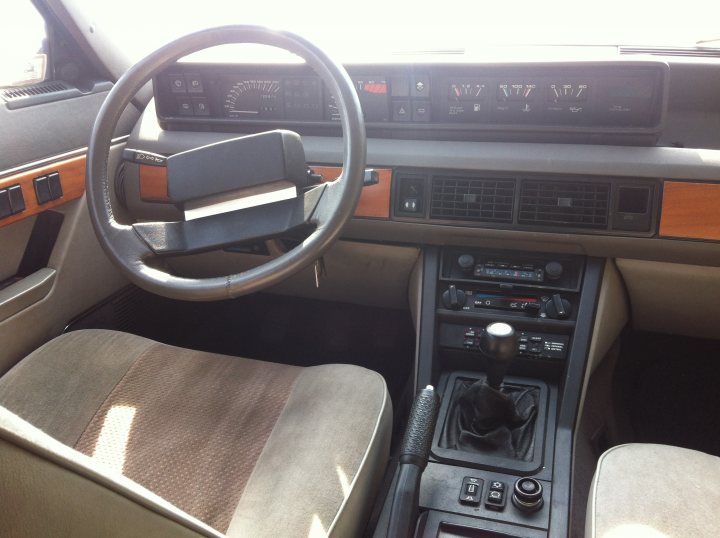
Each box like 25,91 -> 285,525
519,180 -> 610,229
430,177 -> 515,223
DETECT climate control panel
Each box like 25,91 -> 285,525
440,287 -> 573,321
439,323 -> 569,360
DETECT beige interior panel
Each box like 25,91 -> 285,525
0,146 -> 129,375
168,241 -> 421,310
617,258 -> 720,339
584,260 -> 629,378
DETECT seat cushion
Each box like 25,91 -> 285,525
587,443 -> 720,538
0,329 -> 391,537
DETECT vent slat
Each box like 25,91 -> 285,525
430,177 -> 515,223
1,81 -> 68,102
518,180 -> 610,229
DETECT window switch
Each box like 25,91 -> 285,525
0,190 -> 11,219
8,185 -> 25,214
459,476 -> 483,506
34,175 -> 52,204
48,172 -> 63,200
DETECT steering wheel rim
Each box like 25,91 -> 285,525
86,25 -> 366,301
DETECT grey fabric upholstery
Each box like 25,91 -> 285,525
587,443 -> 720,537
227,364 -> 392,538
0,329 -> 391,537
0,330 -> 156,446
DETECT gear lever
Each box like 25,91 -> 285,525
480,322 -> 519,389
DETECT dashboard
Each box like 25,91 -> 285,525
154,61 -> 668,145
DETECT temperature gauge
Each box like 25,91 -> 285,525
497,82 -> 537,101
548,82 -> 589,102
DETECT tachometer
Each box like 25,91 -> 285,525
223,79 -> 282,119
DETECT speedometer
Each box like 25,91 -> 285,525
223,79 -> 282,119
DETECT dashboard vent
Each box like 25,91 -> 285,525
430,177 -> 515,223
1,81 -> 69,102
519,180 -> 610,229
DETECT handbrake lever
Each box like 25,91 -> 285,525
386,385 -> 440,538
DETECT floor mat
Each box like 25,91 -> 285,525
67,286 -> 415,405
616,331 -> 720,456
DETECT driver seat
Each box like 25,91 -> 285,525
0,329 -> 392,538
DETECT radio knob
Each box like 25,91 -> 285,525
442,285 -> 467,310
457,254 -> 475,273
544,261 -> 564,281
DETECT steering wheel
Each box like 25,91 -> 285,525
86,26 -> 366,301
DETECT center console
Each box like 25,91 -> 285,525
375,246 -> 603,538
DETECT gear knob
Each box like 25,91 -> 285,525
480,322 -> 519,389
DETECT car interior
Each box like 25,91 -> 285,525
2,2 -> 720,537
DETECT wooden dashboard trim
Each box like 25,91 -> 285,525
312,166 -> 392,219
660,181 -> 720,241
139,164 -> 393,219
0,155 -> 86,229
139,164 -> 170,202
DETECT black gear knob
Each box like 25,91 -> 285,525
480,322 -> 519,389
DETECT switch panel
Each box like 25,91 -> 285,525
34,171 -> 63,205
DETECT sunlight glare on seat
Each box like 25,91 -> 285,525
604,523 -> 669,538
336,465 -> 351,498
91,405 -> 136,474
308,513 -> 327,538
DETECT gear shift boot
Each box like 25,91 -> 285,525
440,376 -> 540,461
433,371 -> 549,474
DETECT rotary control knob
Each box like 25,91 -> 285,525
457,254 -> 475,273
441,285 -> 466,310
545,294 -> 572,320
544,261 -> 564,281
512,478 -> 544,513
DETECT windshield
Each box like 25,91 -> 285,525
67,0 -> 720,63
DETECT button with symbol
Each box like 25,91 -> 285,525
169,74 -> 186,93
459,476 -> 483,506
193,98 -> 210,116
185,74 -> 204,93
412,101 -> 431,122
411,76 -> 430,97
392,100 -> 411,122
485,479 -> 507,511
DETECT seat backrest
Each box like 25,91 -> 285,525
0,407 -> 222,538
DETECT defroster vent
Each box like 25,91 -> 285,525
519,180 -> 610,229
430,176 -> 515,223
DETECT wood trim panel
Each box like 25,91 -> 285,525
0,155 -> 86,229
139,164 -> 170,202
138,163 -> 393,219
660,181 -> 720,241
312,166 -> 392,219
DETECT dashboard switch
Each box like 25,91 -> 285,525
8,185 -> 25,214
0,190 -> 11,219
392,100 -> 411,122
459,477 -> 482,505
34,176 -> 52,205
48,172 -> 63,200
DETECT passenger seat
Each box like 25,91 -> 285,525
587,443 -> 720,537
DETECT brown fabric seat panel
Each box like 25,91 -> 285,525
73,342 -> 301,533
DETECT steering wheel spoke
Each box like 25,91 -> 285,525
133,184 -> 327,255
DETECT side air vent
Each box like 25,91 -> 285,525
430,177 -> 515,223
1,81 -> 68,101
519,180 -> 610,229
